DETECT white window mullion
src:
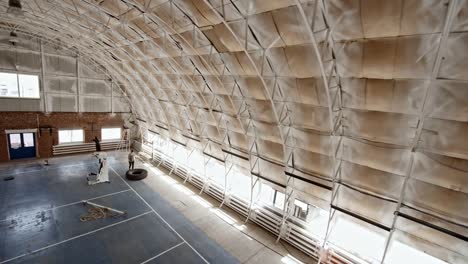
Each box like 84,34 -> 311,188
16,73 -> 20,97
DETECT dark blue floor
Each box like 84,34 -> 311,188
0,191 -> 149,261
7,213 -> 182,264
0,162 -> 128,220
147,243 -> 206,264
0,154 -> 239,263
108,160 -> 239,264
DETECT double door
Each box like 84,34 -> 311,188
8,132 -> 37,160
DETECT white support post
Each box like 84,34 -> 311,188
157,137 -> 165,167
168,143 -> 177,175
76,54 -> 80,113
151,140 -> 154,161
245,140 -> 260,221
244,177 -> 259,223
380,1 -> 459,262
110,80 -> 114,113
276,177 -> 295,243
184,148 -> 195,183
199,154 -> 208,195
294,2 -> 344,260
40,40 -> 47,113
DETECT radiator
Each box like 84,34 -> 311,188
53,140 -> 128,155
136,142 -> 365,264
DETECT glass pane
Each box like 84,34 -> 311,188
9,134 -> 21,149
229,168 -> 251,200
189,151 -> 204,174
174,147 -> 187,164
207,160 -> 225,187
23,133 -> 34,147
274,191 -> 285,209
294,199 -> 308,211
258,184 -> 275,206
59,129 -> 83,143
101,128 -> 121,140
71,129 -> 83,142
146,130 -> 157,144
386,240 -> 449,264
59,130 -> 72,144
0,72 -> 19,97
328,213 -> 387,263
18,74 -> 40,98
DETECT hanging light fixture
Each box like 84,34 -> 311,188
7,0 -> 24,16
8,31 -> 19,45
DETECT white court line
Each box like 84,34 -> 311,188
0,211 -> 153,264
140,242 -> 185,264
0,189 -> 132,223
109,166 -> 210,264
0,162 -> 95,177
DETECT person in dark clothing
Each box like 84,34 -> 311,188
93,136 -> 101,152
128,149 -> 135,170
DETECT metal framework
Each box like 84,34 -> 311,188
1,1 -> 467,264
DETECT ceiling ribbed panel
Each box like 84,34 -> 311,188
0,1 -> 466,263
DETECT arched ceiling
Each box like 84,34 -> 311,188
1,1 -> 468,263
0,0 -> 333,145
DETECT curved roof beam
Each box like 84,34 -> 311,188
0,1 -> 174,127
123,0 -> 248,139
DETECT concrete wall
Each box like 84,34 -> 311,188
0,112 -> 128,162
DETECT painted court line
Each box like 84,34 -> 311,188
0,162 -> 93,177
109,166 -> 210,264
0,211 -> 153,264
0,189 -> 132,223
140,241 -> 186,264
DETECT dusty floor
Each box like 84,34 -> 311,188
0,152 -> 315,264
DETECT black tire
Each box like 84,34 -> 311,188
126,169 -> 148,181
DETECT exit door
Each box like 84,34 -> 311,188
8,133 -> 37,160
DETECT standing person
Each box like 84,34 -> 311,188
93,136 -> 101,152
128,149 -> 135,170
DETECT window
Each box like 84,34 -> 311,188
207,159 -> 226,187
101,128 -> 121,141
386,240 -> 449,264
189,151 -> 204,175
0,72 -> 40,98
293,199 -> 310,221
258,184 -> 275,205
19,74 -> 40,98
9,133 -> 21,149
228,168 -> 253,200
23,133 -> 35,147
273,190 -> 285,209
0,72 -> 18,97
174,146 -> 188,164
145,130 -> 157,145
59,129 -> 84,144
328,214 -> 388,262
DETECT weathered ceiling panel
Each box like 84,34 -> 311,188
0,0 -> 466,263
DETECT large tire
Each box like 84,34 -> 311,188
126,169 -> 148,181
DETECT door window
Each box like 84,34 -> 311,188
23,133 -> 35,147
9,134 -> 21,149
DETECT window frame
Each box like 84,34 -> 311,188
58,129 -> 84,144
101,127 -> 122,141
273,190 -> 286,210
0,71 -> 40,99
292,199 -> 310,221
145,130 -> 158,146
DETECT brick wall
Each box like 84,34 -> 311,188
0,112 -> 126,162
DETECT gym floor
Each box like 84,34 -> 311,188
0,153 -> 314,264
0,153 -> 237,264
